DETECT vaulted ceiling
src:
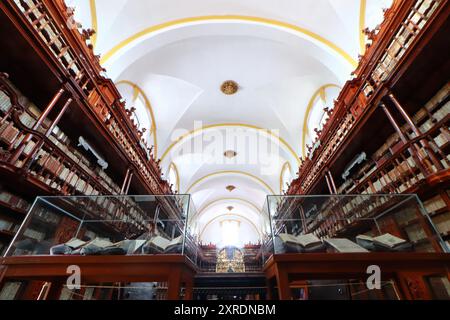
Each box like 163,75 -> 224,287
70,0 -> 393,246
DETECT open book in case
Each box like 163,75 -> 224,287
263,194 -> 448,258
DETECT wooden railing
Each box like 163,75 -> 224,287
3,0 -> 185,221
9,0 -> 174,199
289,0 -> 446,196
0,78 -> 167,233
279,117 -> 449,238
351,116 -> 449,195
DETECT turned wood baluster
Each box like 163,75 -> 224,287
380,102 -> 429,178
22,96 -> 72,172
388,93 -> 444,172
9,88 -> 65,164
324,172 -> 334,194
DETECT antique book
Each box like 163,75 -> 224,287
86,238 -> 113,248
325,238 -> 369,253
356,234 -> 376,250
373,233 -> 408,249
113,239 -> 146,254
65,238 -> 86,249
144,235 -> 183,252
278,233 -> 322,249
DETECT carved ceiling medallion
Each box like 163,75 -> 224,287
221,80 -> 239,95
224,150 -> 238,158
226,185 -> 236,192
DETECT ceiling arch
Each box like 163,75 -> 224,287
185,170 -> 275,195
99,15 -> 357,68
359,0 -> 367,54
70,0 -> 395,246
199,213 -> 261,239
89,0 -> 98,47
161,123 -> 300,166
197,197 -> 262,216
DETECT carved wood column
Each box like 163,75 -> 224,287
120,168 -> 131,194
125,172 -> 133,195
388,93 -> 444,171
324,172 -> 334,194
9,88 -> 65,164
298,205 -> 308,233
23,96 -> 73,167
380,102 -> 408,143
380,102 -> 428,175
327,170 -> 338,194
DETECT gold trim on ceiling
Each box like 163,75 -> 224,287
99,15 -> 358,68
185,170 -> 275,194
199,213 -> 261,239
160,123 -> 299,165
89,0 -> 98,48
196,197 -> 262,217
301,84 -> 341,158
115,80 -> 158,157
359,0 -> 367,54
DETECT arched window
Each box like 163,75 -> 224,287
305,85 -> 341,152
280,162 -> 292,193
116,81 -> 157,155
221,220 -> 240,247
167,162 -> 180,193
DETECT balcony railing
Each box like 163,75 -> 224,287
9,0 -> 172,198
292,0 -> 446,195
262,194 -> 448,265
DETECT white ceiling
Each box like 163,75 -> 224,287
70,0 -> 392,246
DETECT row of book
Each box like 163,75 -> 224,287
0,282 -> 22,300
0,91 -> 11,113
0,218 -> 18,233
0,190 -> 30,212
0,77 -> 123,197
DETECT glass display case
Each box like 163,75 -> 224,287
3,195 -> 198,264
261,194 -> 448,262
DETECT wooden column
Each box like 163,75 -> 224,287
324,172 -> 334,194
167,268 -> 181,300
380,102 -> 408,143
37,282 -> 52,300
327,170 -> 338,194
44,98 -> 73,137
9,88 -> 65,164
23,96 -> 73,167
388,93 -> 444,170
380,102 -> 428,175
125,172 -> 133,194
120,168 -> 131,194
298,205 -> 308,233
265,278 -> 274,300
275,265 -> 291,300
183,276 -> 194,300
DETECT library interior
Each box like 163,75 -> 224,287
0,0 -> 449,300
